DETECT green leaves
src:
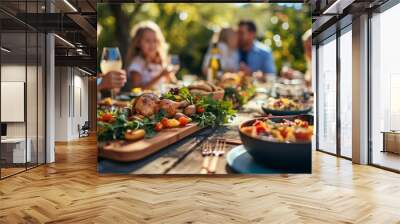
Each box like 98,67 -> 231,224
178,87 -> 194,104
98,88 -> 237,142
162,87 -> 194,105
97,114 -> 144,142
194,112 -> 217,127
194,95 -> 236,127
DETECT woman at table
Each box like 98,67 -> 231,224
124,21 -> 176,90
202,27 -> 240,75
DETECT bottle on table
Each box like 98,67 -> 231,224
207,43 -> 222,83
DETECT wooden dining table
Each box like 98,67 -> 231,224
98,94 -> 270,175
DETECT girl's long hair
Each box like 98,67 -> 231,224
125,21 -> 168,68
218,27 -> 235,45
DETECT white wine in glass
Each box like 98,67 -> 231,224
100,47 -> 122,98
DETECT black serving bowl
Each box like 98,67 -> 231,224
238,115 -> 313,172
261,105 -> 312,116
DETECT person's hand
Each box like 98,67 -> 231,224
281,66 -> 303,80
98,70 -> 127,90
239,62 -> 252,76
281,67 -> 295,80
161,68 -> 177,83
253,71 -> 267,82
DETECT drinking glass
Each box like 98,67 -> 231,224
100,47 -> 122,98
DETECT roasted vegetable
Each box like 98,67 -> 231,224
124,129 -> 145,141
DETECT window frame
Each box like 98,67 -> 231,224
367,0 -> 400,173
314,18 -> 353,160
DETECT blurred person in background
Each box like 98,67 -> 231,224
124,21 -> 176,91
280,29 -> 312,88
237,20 -> 276,81
202,27 -> 240,75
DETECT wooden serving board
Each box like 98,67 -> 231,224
99,124 -> 203,162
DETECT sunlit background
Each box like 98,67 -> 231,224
97,3 -> 311,77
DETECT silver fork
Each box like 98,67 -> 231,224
208,140 -> 226,174
200,141 -> 212,174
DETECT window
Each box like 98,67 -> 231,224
317,35 -> 337,154
370,3 -> 400,171
0,1 -> 47,179
339,27 -> 352,158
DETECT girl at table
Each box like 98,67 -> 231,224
124,21 -> 176,90
202,27 -> 240,75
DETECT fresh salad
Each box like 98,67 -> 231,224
97,86 -> 236,142
219,72 -> 256,108
264,97 -> 305,111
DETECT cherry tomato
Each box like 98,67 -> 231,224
154,122 -> 163,132
253,120 -> 264,126
196,106 -> 205,113
178,116 -> 190,127
300,121 -> 309,128
256,125 -> 266,134
101,113 -> 113,122
161,117 -> 169,127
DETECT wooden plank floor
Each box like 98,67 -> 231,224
1,136 -> 400,224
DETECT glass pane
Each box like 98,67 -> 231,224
1,31 -> 27,177
339,29 -> 352,158
371,4 -> 400,171
317,36 -> 337,154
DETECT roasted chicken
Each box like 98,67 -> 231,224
183,104 -> 196,116
134,93 -> 190,118
134,93 -> 160,117
159,99 -> 188,117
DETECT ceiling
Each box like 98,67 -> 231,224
311,0 -> 390,42
0,0 -> 97,73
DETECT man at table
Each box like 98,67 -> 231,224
237,20 -> 276,81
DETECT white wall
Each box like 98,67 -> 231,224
54,67 -> 89,141
1,65 -> 34,138
1,64 -> 46,164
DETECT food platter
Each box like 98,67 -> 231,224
97,83 -> 236,162
99,123 -> 202,161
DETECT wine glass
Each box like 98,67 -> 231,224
100,47 -> 122,98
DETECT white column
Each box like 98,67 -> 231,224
45,0 -> 55,163
46,33 -> 55,163
352,14 -> 369,164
